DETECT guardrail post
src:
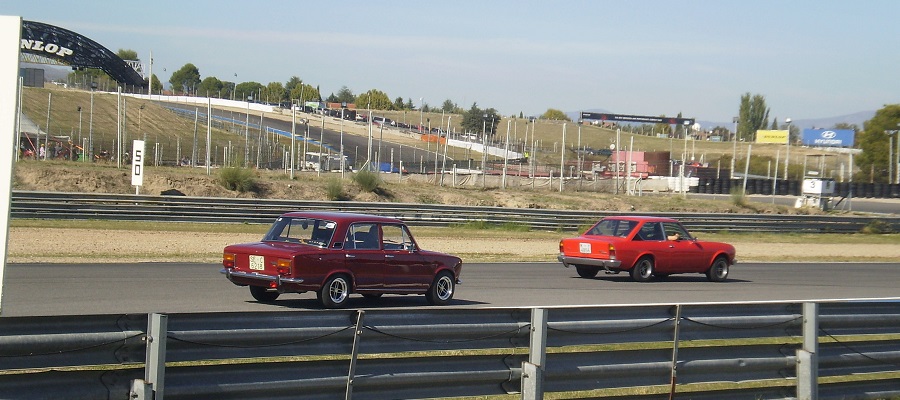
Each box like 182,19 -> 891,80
668,304 -> 683,400
522,308 -> 547,400
346,310 -> 365,400
797,302 -> 818,400
132,313 -> 168,400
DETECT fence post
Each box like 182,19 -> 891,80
134,313 -> 168,400
797,302 -> 819,400
522,308 -> 547,400
668,304 -> 683,400
346,310 -> 365,400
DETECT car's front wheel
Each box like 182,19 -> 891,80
319,275 -> 351,308
630,257 -> 654,282
706,257 -> 729,282
576,265 -> 600,278
426,271 -> 455,306
249,285 -> 279,302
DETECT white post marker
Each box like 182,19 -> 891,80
0,16 -> 23,315
132,140 -> 146,195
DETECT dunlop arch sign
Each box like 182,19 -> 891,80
20,20 -> 146,88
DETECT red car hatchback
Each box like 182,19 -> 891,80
222,211 -> 462,308
558,216 -> 736,282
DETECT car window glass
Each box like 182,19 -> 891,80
383,224 -> 415,251
263,217 -> 335,246
663,222 -> 691,240
587,219 -> 635,237
637,222 -> 664,241
346,223 -> 380,250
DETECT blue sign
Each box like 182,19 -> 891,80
801,129 -> 855,147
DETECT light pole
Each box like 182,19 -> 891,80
784,118 -> 792,180
419,97 -> 424,133
77,106 -> 83,159
731,117 -> 738,179
290,99 -> 296,179
89,82 -> 96,161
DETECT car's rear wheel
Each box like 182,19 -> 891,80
249,285 -> 279,302
706,257 -> 729,282
630,257 -> 654,282
319,275 -> 351,308
576,265 -> 600,278
426,271 -> 455,306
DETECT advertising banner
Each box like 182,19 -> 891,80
756,130 -> 788,144
802,129 -> 854,147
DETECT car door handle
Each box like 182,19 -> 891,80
385,254 -> 395,258
668,245 -> 675,248
346,254 -> 356,258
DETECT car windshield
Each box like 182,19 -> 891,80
586,219 -> 636,237
263,217 -> 337,247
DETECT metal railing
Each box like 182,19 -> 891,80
1,300 -> 899,399
10,190 -> 900,233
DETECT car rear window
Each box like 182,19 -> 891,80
263,217 -> 336,247
586,219 -> 636,237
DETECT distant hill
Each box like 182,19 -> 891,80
571,109 -> 875,131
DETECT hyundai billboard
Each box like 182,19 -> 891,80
802,129 -> 855,147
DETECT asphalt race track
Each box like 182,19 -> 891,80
2,262 -> 898,317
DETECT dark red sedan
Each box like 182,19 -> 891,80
222,211 -> 462,308
558,216 -> 736,282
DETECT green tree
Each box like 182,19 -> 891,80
406,98 -> 415,109
856,104 -> 900,183
737,93 -> 770,142
234,81 -> 263,101
290,83 -> 320,103
442,99 -> 456,113
460,103 -> 500,136
285,76 -> 303,95
264,81 -> 286,104
541,108 -> 570,121
197,76 -> 224,98
149,74 -> 163,94
169,63 -> 201,95
335,86 -> 355,104
356,89 -> 393,110
394,96 -> 405,110
116,49 -> 138,60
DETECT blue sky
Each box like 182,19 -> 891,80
4,0 -> 899,125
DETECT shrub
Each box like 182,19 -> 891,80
326,178 -> 346,201
861,219 -> 895,234
729,187 -> 748,207
352,170 -> 380,193
219,167 -> 258,193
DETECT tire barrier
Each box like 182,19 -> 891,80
693,179 -> 900,198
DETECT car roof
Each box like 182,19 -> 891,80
603,215 -> 680,223
280,211 -> 405,225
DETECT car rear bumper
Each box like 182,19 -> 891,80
558,255 -> 622,269
221,268 -> 305,286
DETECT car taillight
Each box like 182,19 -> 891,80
558,240 -> 564,253
276,258 -> 292,276
223,252 -> 236,268
608,244 -> 616,260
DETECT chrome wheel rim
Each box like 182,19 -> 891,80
639,261 -> 652,278
715,262 -> 728,278
329,278 -> 348,303
436,275 -> 453,300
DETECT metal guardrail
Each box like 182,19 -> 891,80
10,190 -> 900,233
0,301 -> 899,399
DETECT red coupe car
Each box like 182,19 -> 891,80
558,216 -> 736,282
222,211 -> 463,308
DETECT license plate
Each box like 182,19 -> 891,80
249,255 -> 265,270
579,243 -> 591,254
